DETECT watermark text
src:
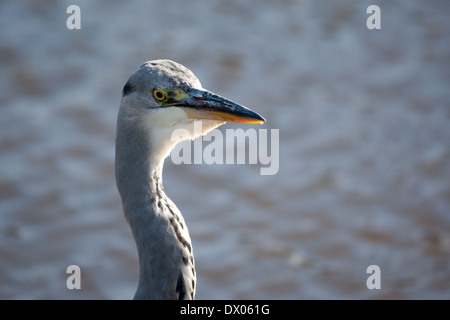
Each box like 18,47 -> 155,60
170,121 -> 279,175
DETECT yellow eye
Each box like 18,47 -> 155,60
153,89 -> 167,102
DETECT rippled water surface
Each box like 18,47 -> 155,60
1,0 -> 449,299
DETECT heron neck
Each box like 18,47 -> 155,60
115,117 -> 191,299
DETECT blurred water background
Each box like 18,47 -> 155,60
0,0 -> 449,299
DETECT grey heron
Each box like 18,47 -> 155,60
115,59 -> 265,300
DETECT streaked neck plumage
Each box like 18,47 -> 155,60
115,104 -> 196,300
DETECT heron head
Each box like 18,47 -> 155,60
118,59 -> 265,166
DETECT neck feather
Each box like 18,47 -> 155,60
115,112 -> 195,299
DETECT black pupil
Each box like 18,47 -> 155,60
156,91 -> 164,99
